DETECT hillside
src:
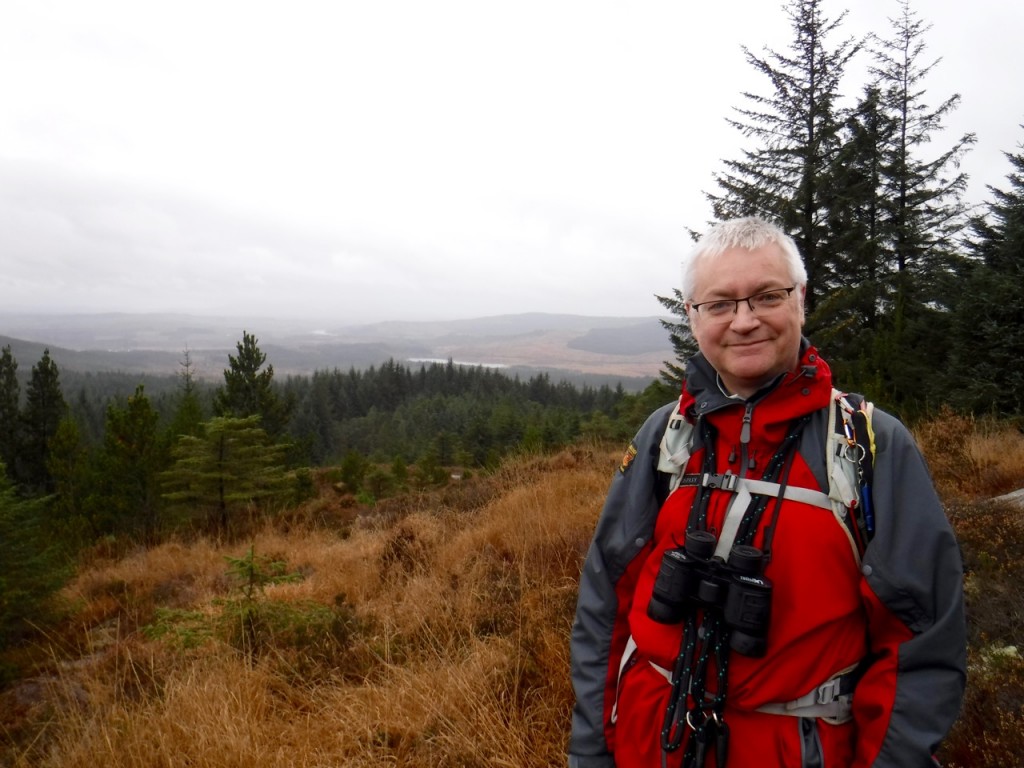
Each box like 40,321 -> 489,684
2,412 -> 1024,766
0,311 -> 673,381
0,448 -> 609,767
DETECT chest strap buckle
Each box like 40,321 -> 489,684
701,472 -> 739,492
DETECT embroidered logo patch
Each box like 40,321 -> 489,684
619,442 -> 638,474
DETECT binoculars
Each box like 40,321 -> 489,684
647,530 -> 773,657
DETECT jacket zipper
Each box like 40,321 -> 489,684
739,400 -> 754,476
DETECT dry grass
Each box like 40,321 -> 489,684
916,409 -> 1024,767
0,446 -> 614,768
915,407 -> 1024,501
3,417 -> 1023,768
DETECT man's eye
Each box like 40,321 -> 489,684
706,301 -> 735,315
754,291 -> 785,306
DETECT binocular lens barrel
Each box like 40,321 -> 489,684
647,534 -> 773,657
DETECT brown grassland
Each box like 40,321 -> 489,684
2,408 -> 1024,767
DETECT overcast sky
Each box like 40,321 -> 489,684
2,0 -> 1021,325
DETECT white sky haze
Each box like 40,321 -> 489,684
2,0 -> 1022,324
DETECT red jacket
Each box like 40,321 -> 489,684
569,342 -> 966,768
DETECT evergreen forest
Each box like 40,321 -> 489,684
0,332 -> 677,650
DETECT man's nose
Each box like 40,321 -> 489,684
729,299 -> 761,328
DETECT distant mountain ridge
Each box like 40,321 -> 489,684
0,311 -> 675,380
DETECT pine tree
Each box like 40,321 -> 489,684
161,415 -> 289,535
0,468 -> 68,648
46,415 -> 93,542
0,346 -> 19,482
214,332 -> 293,440
19,349 -> 67,493
99,386 -> 167,542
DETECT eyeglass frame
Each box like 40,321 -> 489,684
688,285 -> 799,320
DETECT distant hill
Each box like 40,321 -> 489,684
0,311 -> 677,382
567,319 -> 670,355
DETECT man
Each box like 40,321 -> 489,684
569,217 -> 966,767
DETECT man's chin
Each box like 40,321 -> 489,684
721,361 -> 784,394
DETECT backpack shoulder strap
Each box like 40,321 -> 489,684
829,389 -> 877,561
656,399 -> 694,495
654,390 -> 878,561
847,393 -> 876,541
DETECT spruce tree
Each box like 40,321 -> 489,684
19,349 -> 67,493
167,348 -> 205,441
654,289 -> 697,388
868,0 -> 973,284
815,85 -> 894,375
855,0 -> 974,408
949,129 -> 1024,416
706,0 -> 859,314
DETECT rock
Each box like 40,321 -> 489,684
990,488 -> 1024,509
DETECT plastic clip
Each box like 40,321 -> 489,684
702,472 -> 739,492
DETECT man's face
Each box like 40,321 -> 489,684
687,244 -> 805,398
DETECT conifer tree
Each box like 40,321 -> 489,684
949,129 -> 1024,416
46,415 -> 92,541
0,346 -> 19,482
654,289 -> 697,388
868,0 -> 973,284
706,0 -> 859,314
19,349 -> 67,493
287,370 -> 337,465
167,348 -> 205,441
161,415 -> 288,534
815,84 -> 894,370
214,332 -> 293,440
99,386 -> 166,542
852,0 -> 975,408
0,468 -> 67,648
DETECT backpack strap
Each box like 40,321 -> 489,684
828,389 -> 877,563
656,390 -> 877,563
657,399 -> 694,493
849,395 -> 876,538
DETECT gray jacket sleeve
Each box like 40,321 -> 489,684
860,408 -> 967,766
568,403 -> 675,768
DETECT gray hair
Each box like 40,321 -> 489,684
681,217 -> 808,301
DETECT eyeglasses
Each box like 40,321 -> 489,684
690,286 -> 797,321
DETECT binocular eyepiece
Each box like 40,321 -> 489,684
647,532 -> 773,657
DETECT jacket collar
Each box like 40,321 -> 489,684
680,337 -> 832,420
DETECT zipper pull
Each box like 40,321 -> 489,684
740,402 -> 754,445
